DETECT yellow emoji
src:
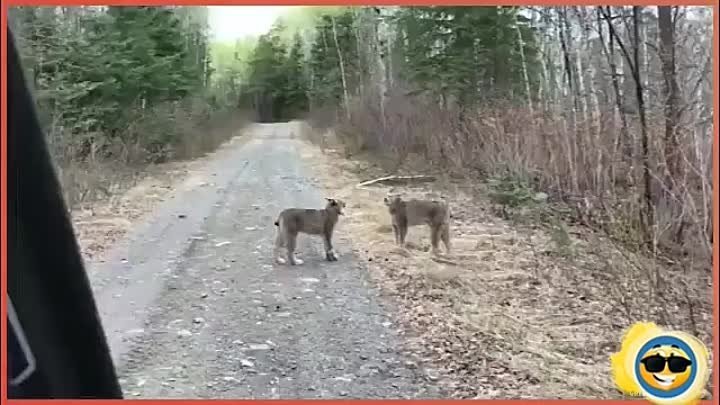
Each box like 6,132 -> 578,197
610,322 -> 711,405
638,344 -> 693,391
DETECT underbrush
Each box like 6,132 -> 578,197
297,134 -> 714,399
304,91 -> 713,275
46,97 -> 251,209
301,92 -> 713,397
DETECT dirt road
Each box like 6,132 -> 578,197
86,123 -> 442,399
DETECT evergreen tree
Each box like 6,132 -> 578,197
283,33 -> 309,116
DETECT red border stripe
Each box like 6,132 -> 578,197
2,399 -> 711,405
1,1 -> 10,401
712,3 -> 719,404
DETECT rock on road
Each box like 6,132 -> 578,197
86,123 -> 442,399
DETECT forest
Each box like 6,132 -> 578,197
239,6 -> 714,269
7,5 -> 714,398
9,4 -> 714,311
8,6 -> 248,206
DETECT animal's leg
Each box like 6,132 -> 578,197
323,232 -> 338,262
274,228 -> 287,264
430,224 -> 441,255
286,233 -> 303,265
441,224 -> 451,254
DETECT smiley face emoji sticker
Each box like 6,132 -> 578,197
611,322 -> 710,405
638,344 -> 693,391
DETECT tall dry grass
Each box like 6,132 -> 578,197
45,96 -> 252,209
307,89 -> 713,273
305,92 -> 714,396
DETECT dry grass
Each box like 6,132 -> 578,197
311,91 -> 714,273
71,131 -> 250,264
51,100 -> 251,263
48,99 -> 252,209
295,129 -> 713,399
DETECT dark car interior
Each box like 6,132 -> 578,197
6,27 -> 124,399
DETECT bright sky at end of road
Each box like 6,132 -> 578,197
208,6 -> 289,42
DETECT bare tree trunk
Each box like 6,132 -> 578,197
537,39 -> 548,108
533,12 -> 556,174
374,8 -> 389,130
599,6 -> 654,240
575,7 -> 602,192
597,6 -> 632,176
352,7 -> 365,99
570,8 -> 589,127
515,16 -> 534,116
658,6 -> 682,189
319,27 -> 336,117
330,15 -> 351,120
573,14 -> 591,186
536,9 -> 557,111
632,6 -> 654,242
557,7 -> 580,193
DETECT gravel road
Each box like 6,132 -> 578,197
86,123 -> 442,399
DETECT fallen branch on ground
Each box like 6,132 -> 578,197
355,174 -> 436,189
431,256 -> 459,266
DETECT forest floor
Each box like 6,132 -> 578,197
70,121 -> 713,399
296,124 -> 714,399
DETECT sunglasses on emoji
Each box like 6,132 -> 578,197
640,354 -> 692,373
